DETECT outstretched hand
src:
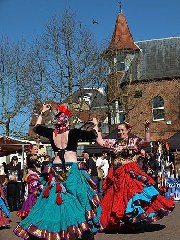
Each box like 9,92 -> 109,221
42,103 -> 52,113
144,120 -> 150,128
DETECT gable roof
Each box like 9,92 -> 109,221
70,88 -> 107,109
121,37 -> 180,84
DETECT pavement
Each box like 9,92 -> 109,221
0,202 -> 179,240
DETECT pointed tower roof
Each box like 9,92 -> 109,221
107,12 -> 140,52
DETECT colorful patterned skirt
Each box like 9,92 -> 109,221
14,162 -> 102,239
100,161 -> 175,230
16,173 -> 41,219
0,185 -> 11,228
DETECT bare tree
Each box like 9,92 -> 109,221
31,9 -> 108,115
0,38 -> 34,137
0,10 -> 109,138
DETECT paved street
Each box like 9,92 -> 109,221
0,202 -> 179,240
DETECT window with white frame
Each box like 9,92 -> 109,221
152,96 -> 165,121
110,100 -> 124,124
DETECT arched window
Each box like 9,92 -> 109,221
152,96 -> 164,121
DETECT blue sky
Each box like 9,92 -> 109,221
0,0 -> 179,46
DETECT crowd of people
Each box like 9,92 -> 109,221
0,103 -> 176,239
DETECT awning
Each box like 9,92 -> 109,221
0,136 -> 32,157
84,143 -> 106,155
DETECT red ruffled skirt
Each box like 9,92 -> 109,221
100,162 -> 175,230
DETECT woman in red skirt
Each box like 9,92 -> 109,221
92,119 -> 175,231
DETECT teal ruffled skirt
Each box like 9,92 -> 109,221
14,162 -> 102,239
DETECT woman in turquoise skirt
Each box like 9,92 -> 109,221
0,184 -> 11,228
14,103 -> 102,240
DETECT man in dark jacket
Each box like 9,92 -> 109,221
6,156 -> 23,211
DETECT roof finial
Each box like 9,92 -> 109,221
119,1 -> 123,13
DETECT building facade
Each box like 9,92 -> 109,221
104,11 -> 180,141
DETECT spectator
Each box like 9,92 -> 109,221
96,150 -> 109,200
81,151 -> 90,164
26,144 -> 42,173
84,152 -> 99,197
6,156 -> 23,211
17,145 -> 42,220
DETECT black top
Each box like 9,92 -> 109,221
86,158 -> 98,176
6,162 -> 22,181
26,153 -> 42,169
33,125 -> 97,152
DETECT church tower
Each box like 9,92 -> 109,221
104,7 -> 140,124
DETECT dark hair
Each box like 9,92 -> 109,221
11,156 -> 18,161
82,151 -> 89,155
26,153 -> 41,169
109,151 -> 116,160
2,162 -> 7,174
101,150 -> 108,155
29,144 -> 38,150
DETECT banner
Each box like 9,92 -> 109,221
164,177 -> 180,201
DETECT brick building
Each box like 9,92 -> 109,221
104,10 -> 180,142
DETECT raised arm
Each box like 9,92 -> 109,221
92,118 -> 104,147
144,120 -> 150,143
33,103 -> 53,139
92,118 -> 116,148
138,120 -> 151,148
35,103 -> 51,126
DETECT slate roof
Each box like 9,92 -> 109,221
122,37 -> 180,84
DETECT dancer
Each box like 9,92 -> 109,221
0,184 -> 11,229
92,119 -> 175,231
14,103 -> 102,240
17,144 -> 42,219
